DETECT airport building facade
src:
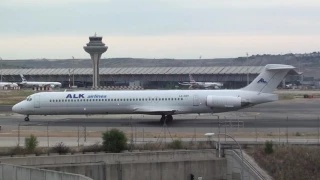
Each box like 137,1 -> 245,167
0,66 -> 299,89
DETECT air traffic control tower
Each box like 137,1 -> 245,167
83,35 -> 108,89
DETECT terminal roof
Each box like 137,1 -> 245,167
1,66 -> 299,75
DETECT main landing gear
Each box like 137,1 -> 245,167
160,115 -> 173,124
24,115 -> 30,122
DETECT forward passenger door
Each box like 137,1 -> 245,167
34,95 -> 40,108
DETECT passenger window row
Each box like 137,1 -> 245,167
49,97 -> 184,102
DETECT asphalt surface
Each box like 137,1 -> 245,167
0,99 -> 319,147
0,105 -> 13,112
0,99 -> 319,128
0,116 -> 318,128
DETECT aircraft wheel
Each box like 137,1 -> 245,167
160,115 -> 165,124
166,115 -> 173,122
24,116 -> 30,122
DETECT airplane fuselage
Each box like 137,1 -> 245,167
0,82 -> 18,87
179,82 -> 223,88
20,81 -> 62,88
12,89 -> 277,116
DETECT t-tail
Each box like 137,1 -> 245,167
242,64 -> 295,93
20,74 -> 27,83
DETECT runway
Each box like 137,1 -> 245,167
0,105 -> 13,112
1,116 -> 319,128
0,99 -> 319,147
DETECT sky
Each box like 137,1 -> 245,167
1,0 -> 320,59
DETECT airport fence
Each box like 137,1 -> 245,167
5,114 -> 320,151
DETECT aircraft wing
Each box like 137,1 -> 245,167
132,106 -> 178,115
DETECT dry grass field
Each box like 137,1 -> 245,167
246,145 -> 320,180
0,90 -> 35,105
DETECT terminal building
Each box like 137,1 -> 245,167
0,66 -> 299,89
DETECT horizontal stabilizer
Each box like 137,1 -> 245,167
265,64 -> 296,70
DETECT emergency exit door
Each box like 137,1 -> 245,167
193,95 -> 199,106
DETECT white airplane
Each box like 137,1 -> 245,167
178,74 -> 223,89
0,82 -> 18,88
284,83 -> 297,89
12,64 -> 294,122
19,74 -> 62,88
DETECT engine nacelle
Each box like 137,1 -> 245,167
206,95 -> 242,108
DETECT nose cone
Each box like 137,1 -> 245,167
12,102 -> 24,114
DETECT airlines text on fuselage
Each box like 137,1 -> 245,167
66,94 -> 107,99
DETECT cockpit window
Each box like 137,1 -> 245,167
26,96 -> 32,101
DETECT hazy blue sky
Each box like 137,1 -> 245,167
1,0 -> 320,59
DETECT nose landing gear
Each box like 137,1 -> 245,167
24,115 -> 30,122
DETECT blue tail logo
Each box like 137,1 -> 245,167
257,78 -> 267,84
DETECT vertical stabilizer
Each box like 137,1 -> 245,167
20,74 -> 27,82
242,64 -> 295,93
189,74 -> 196,83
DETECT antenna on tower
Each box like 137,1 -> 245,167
94,32 -> 97,37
